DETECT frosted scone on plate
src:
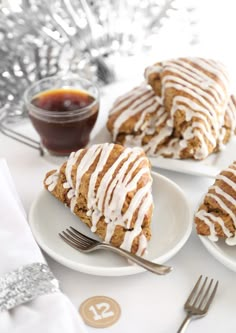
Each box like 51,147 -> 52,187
44,143 -> 153,256
107,57 -> 236,160
194,161 -> 236,245
145,57 -> 230,159
107,84 -> 172,156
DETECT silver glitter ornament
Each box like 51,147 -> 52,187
0,263 -> 59,312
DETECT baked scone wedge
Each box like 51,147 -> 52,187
216,95 -> 236,150
44,143 -> 153,256
107,83 -> 172,155
194,161 -> 236,245
145,57 -> 230,159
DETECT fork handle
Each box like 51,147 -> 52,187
177,313 -> 192,333
97,243 -> 172,275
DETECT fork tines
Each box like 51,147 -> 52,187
59,227 -> 96,250
177,275 -> 219,332
185,275 -> 219,313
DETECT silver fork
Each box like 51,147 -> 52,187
177,275 -> 219,332
59,226 -> 172,275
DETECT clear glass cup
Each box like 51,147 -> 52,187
24,75 -> 99,156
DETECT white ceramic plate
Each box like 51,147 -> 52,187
199,236 -> 236,272
29,171 -> 191,276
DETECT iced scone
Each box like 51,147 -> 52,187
107,57 -> 236,160
195,161 -> 236,245
44,143 -> 153,256
107,84 -> 172,156
145,57 -> 230,159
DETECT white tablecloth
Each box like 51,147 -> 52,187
2,2 -> 236,330
1,98 -> 236,332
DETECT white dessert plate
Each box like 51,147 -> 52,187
29,171 -> 192,276
199,236 -> 236,272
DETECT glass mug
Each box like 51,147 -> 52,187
24,75 -> 100,156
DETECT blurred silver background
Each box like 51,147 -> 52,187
0,0 -> 199,120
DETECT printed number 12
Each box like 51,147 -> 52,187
89,302 -> 114,321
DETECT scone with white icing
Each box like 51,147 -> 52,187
107,57 -> 236,160
145,57 -> 230,159
107,84 -> 172,156
44,143 -> 153,256
194,161 -> 236,245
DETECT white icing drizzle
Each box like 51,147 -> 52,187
217,96 -> 236,149
110,58 -> 232,160
226,96 -> 236,135
226,235 -> 236,246
111,84 -> 148,112
223,167 -> 236,177
174,58 -> 228,100
87,143 -> 115,216
196,162 -> 236,245
69,145 -> 103,213
159,60 -> 227,159
64,151 -> 82,189
92,145 -> 152,254
109,83 -> 172,156
120,226 -> 142,253
136,234 -> 148,256
216,174 -> 236,190
47,143 -> 153,254
144,63 -> 162,79
207,193 -> 236,226
195,210 -> 232,241
210,185 -> 236,207
143,57 -> 230,159
103,158 -> 149,227
163,75 -> 221,113
45,170 -> 59,192
196,211 -> 218,242
110,85 -> 161,142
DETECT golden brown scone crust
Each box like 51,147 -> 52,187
44,143 -> 153,255
144,61 -> 162,96
145,58 -> 230,159
107,84 -> 164,137
107,84 -> 174,156
194,161 -> 236,242
212,95 -> 236,153
108,57 -> 236,160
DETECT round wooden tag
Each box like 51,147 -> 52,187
79,295 -> 121,328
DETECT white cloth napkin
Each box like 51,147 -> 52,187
0,159 -> 87,333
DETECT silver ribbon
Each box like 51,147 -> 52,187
0,263 -> 59,312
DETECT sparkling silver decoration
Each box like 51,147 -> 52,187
0,263 -> 59,312
0,0 -> 199,151
0,0 -> 199,113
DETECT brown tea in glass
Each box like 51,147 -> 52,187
24,76 -> 99,156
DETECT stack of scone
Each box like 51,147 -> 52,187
107,57 -> 236,160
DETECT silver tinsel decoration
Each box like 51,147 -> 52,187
0,263 -> 59,312
0,0 -> 198,137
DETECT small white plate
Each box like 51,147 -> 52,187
199,236 -> 236,272
29,171 -> 192,276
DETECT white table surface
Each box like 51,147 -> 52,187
1,79 -> 236,333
